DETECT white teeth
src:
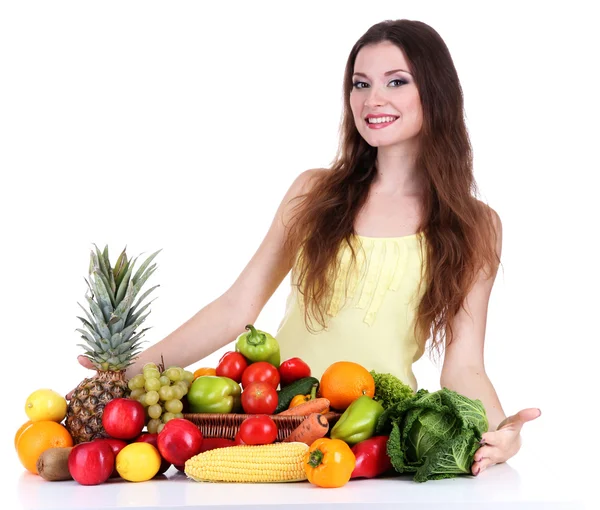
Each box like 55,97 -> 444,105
367,116 -> 398,124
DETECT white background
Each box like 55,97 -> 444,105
1,1 -> 597,507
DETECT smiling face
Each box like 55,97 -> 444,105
350,41 -> 423,148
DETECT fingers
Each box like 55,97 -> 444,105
496,408 -> 542,431
78,355 -> 95,369
472,456 -> 496,476
65,388 -> 75,400
472,445 -> 500,476
479,430 -> 498,446
515,408 -> 542,424
473,445 -> 495,463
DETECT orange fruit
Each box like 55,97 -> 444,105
319,361 -> 375,411
16,420 -> 73,474
14,420 -> 33,450
193,367 -> 216,379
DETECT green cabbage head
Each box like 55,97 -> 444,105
377,388 -> 488,482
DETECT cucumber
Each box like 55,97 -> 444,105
275,376 -> 320,414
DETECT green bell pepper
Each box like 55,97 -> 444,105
330,395 -> 385,446
235,324 -> 280,367
187,376 -> 242,413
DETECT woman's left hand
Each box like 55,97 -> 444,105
471,408 -> 541,476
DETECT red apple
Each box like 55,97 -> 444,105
157,418 -> 203,466
102,398 -> 145,439
135,433 -> 172,475
68,441 -> 115,486
94,438 -> 128,478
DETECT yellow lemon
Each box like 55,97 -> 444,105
116,443 -> 161,482
25,389 -> 67,423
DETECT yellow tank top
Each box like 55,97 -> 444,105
275,232 -> 427,391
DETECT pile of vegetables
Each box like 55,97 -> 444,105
376,387 -> 488,483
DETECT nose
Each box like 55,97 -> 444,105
364,85 -> 387,108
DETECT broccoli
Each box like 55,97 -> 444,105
370,370 -> 414,410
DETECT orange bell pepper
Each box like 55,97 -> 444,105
289,393 -> 311,409
193,367 -> 217,379
303,438 -> 356,488
289,383 -> 330,413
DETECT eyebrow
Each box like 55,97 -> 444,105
352,68 -> 413,78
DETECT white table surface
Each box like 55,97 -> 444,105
10,455 -> 592,510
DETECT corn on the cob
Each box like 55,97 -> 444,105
185,442 -> 309,483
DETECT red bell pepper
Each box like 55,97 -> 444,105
350,435 -> 394,479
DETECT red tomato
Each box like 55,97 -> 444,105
234,430 -> 246,445
216,351 -> 248,383
241,361 -> 280,389
279,357 -> 311,386
241,381 -> 278,414
199,437 -> 237,453
239,416 -> 277,445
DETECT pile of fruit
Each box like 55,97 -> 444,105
15,347 -> 401,488
14,244 -> 488,488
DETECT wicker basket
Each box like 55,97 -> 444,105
183,412 -> 341,441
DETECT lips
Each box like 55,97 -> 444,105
365,116 -> 398,129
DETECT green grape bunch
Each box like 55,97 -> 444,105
127,360 -> 194,434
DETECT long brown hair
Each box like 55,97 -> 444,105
283,20 -> 500,358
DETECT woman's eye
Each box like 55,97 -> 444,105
352,79 -> 407,89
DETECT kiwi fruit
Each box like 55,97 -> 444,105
37,447 -> 73,481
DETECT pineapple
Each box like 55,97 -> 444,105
65,244 -> 160,444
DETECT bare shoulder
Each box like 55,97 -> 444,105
289,167 -> 327,196
280,167 -> 327,222
223,167 -> 328,321
475,199 -> 503,257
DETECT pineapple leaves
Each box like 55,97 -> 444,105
92,245 -> 109,282
89,249 -> 116,308
127,285 -> 159,324
134,263 -> 158,293
77,244 -> 160,366
77,303 -> 100,332
113,279 -> 136,324
109,332 -> 123,349
127,298 -> 156,328
85,296 -> 111,339
127,328 -> 151,349
75,329 -> 102,350
120,312 -> 151,341
115,255 -> 137,305
132,249 -> 162,286
113,246 -> 128,287
91,271 -> 115,320
101,245 -> 117,295
76,316 -> 101,342
115,258 -> 130,291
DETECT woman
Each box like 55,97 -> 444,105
74,19 -> 540,475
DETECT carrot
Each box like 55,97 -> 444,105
279,397 -> 330,416
283,413 -> 329,444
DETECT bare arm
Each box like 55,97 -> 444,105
125,168 -> 324,378
439,207 -> 506,430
